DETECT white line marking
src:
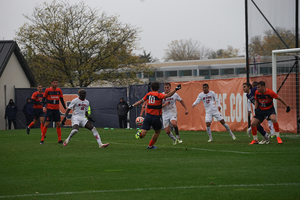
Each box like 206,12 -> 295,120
0,183 -> 299,198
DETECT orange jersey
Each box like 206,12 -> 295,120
31,91 -> 44,109
43,87 -> 63,110
255,88 -> 278,110
143,91 -> 166,116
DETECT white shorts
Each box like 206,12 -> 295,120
162,112 -> 177,128
71,115 -> 88,127
205,111 -> 224,123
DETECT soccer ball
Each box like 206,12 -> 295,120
136,116 -> 144,126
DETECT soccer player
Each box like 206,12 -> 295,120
162,82 -> 188,145
192,83 -> 236,142
251,81 -> 290,144
26,85 -> 45,135
61,89 -> 109,148
129,82 -> 181,149
40,79 -> 66,144
243,82 -> 271,144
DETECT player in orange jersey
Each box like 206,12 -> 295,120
40,79 -> 66,144
251,81 -> 290,144
26,85 -> 45,135
129,82 -> 181,149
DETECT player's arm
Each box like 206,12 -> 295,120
254,99 -> 258,109
61,108 -> 71,125
192,94 -> 202,108
60,97 -> 66,109
129,99 -> 144,109
247,99 -> 251,116
277,95 -> 290,112
214,94 -> 221,111
165,84 -> 182,98
162,101 -> 170,107
179,99 -> 188,115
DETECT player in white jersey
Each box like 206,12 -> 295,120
192,83 -> 236,142
162,82 -> 188,145
61,89 -> 109,148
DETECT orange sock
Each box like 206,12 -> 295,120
28,122 -> 35,128
251,126 -> 257,136
41,127 -> 47,141
57,127 -> 61,141
273,122 -> 279,132
40,123 -> 44,133
148,139 -> 156,147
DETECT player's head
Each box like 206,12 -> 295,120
37,84 -> 43,92
120,97 -> 124,102
27,97 -> 31,103
164,82 -> 171,93
78,89 -> 86,100
51,78 -> 58,88
243,82 -> 252,93
151,82 -> 160,91
202,83 -> 209,93
257,81 -> 266,93
252,81 -> 258,87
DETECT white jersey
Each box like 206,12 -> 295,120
162,92 -> 182,115
192,90 -> 221,113
68,97 -> 89,117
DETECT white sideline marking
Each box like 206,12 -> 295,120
111,142 -> 253,154
0,183 -> 299,198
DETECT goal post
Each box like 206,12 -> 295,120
272,48 -> 300,133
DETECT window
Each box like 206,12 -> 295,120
179,70 -> 192,76
156,71 -> 163,77
221,68 -> 234,75
144,72 -> 155,78
236,68 -> 247,74
199,69 -> 209,76
165,71 -> 177,77
211,69 -> 219,75
193,69 -> 198,76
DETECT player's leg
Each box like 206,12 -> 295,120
63,124 -> 79,146
135,114 -> 150,139
219,119 -> 236,140
205,113 -> 213,142
54,110 -> 63,143
147,129 -> 161,149
27,118 -> 38,134
41,111 -> 51,144
163,115 -> 177,144
269,114 -> 282,144
40,116 -> 45,134
268,119 -> 275,138
171,119 -> 182,143
8,119 -> 12,130
249,117 -> 261,144
85,120 -> 109,148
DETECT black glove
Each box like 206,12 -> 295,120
88,117 -> 95,122
286,106 -> 290,113
175,84 -> 181,91
129,105 -> 134,110
61,118 -> 66,125
254,109 -> 260,116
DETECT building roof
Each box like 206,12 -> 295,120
0,40 -> 36,87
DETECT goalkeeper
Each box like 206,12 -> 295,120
61,89 -> 109,148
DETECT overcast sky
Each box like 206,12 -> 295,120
0,0 -> 246,61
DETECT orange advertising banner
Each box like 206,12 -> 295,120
171,76 -> 297,133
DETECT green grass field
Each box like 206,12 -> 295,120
0,128 -> 300,200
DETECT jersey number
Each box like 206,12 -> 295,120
81,107 -> 85,110
206,100 -> 210,104
149,96 -> 155,104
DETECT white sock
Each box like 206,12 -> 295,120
275,132 -> 280,137
253,135 -> 258,140
68,129 -> 78,140
268,120 -> 275,135
248,127 -> 251,132
167,132 -> 177,141
92,127 -> 102,146
206,127 -> 212,139
223,123 -> 234,136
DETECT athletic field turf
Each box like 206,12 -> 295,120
0,128 -> 299,200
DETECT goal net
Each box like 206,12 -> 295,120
272,48 -> 300,133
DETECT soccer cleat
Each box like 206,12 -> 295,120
135,129 -> 142,139
249,140 -> 259,145
100,143 -> 109,148
232,135 -> 236,140
277,137 -> 283,144
178,139 -> 183,144
208,138 -> 213,142
173,139 -> 178,145
246,128 -> 251,137
270,133 -> 276,138
63,138 -> 69,146
40,141 -> 44,145
26,127 -> 30,134
147,146 -> 157,149
58,140 -> 63,144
